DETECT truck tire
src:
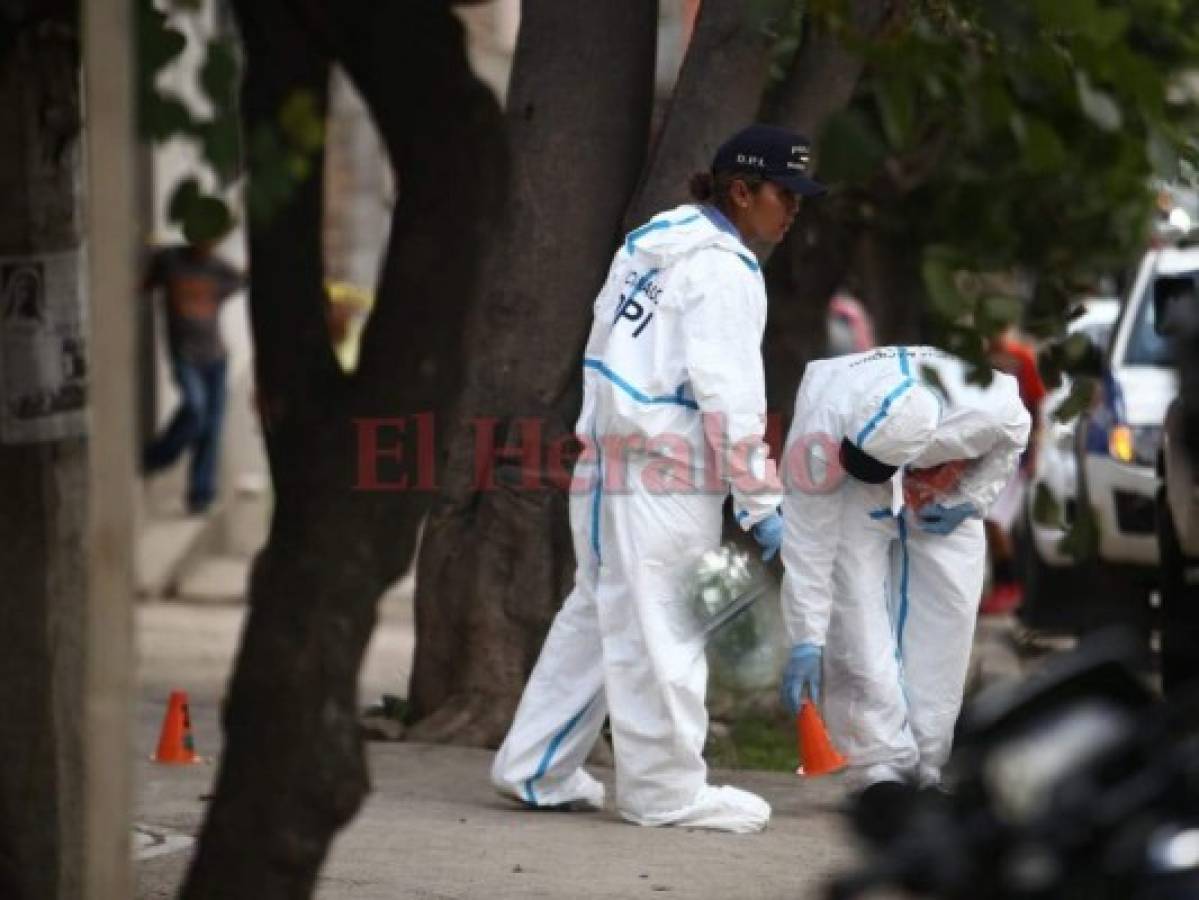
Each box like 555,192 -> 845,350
1015,507 -> 1089,634
1157,487 -> 1199,696
1080,560 -> 1154,672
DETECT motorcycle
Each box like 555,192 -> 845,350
829,631 -> 1199,899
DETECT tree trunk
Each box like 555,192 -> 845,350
0,6 -> 86,899
407,0 -> 659,746
854,224 -> 926,344
770,0 -> 891,139
762,195 -> 862,425
624,0 -> 793,230
182,1 -> 506,897
761,0 -> 898,421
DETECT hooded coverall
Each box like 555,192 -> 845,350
781,347 -> 1030,791
492,205 -> 783,832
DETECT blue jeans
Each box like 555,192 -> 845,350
143,358 -> 228,512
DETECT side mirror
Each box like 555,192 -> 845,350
1153,275 -> 1196,337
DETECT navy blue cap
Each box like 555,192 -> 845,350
711,124 -> 827,198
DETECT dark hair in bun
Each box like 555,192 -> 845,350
687,170 -> 765,211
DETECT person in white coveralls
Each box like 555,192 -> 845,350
492,125 -> 825,833
778,346 -> 1030,818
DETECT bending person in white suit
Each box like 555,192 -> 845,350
779,346 -> 1030,812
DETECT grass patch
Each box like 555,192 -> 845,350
706,712 -> 797,773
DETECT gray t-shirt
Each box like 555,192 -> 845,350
145,246 -> 243,364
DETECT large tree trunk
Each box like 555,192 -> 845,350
762,195 -> 862,424
762,0 -> 899,422
407,0 -> 659,746
854,225 -> 926,344
0,6 -> 87,898
182,1 -> 506,896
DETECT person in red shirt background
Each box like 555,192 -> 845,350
980,328 -> 1047,614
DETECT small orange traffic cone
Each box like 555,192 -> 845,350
153,690 -> 201,764
795,700 -> 847,777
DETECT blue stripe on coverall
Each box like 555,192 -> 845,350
855,346 -> 915,448
624,214 -> 702,255
590,428 -> 603,563
524,698 -> 594,805
582,359 -> 699,410
895,514 -> 911,650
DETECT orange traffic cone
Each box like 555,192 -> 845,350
153,690 -> 201,764
795,700 -> 847,777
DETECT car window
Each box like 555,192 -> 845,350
1124,274 -> 1188,366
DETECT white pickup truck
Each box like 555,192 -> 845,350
1073,242 -> 1196,649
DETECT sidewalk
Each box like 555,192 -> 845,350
134,577 -> 865,899
135,742 -> 860,900
134,574 -> 1045,898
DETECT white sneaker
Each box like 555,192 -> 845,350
495,769 -> 605,812
626,785 -> 771,834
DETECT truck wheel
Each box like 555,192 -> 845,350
1015,508 -> 1089,634
1081,560 -> 1154,672
1157,487 -> 1199,696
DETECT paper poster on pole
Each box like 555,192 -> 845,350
0,250 -> 88,443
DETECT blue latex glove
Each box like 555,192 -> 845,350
916,501 -> 976,535
751,512 -> 784,561
780,643 -> 823,714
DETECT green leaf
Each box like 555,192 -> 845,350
1052,377 -> 1095,423
1076,72 -> 1123,132
200,39 -> 240,109
286,154 -> 311,180
921,247 -> 965,318
167,179 -> 233,244
137,0 -> 187,75
817,109 -> 887,183
1056,502 -> 1099,561
199,118 -> 241,184
1032,481 -> 1062,527
167,178 -> 201,223
1148,126 -> 1181,180
181,195 -> 234,245
278,90 -> 325,153
979,295 -> 1024,327
977,75 -> 1014,131
1016,116 -> 1068,171
140,93 -> 194,141
1060,332 -> 1094,366
918,364 -> 948,403
875,78 -> 915,150
1038,346 -> 1063,390
1084,7 -> 1130,46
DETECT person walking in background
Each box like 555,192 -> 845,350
141,238 -> 244,515
492,125 -> 825,833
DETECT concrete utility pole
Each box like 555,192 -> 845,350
0,2 -> 134,897
83,0 -> 136,895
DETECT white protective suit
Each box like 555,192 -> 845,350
781,346 -> 1030,791
492,205 -> 783,832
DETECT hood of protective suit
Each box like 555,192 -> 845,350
847,377 -> 941,467
623,205 -> 760,272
